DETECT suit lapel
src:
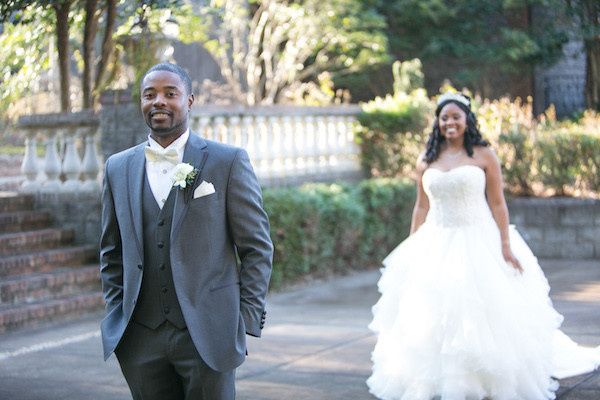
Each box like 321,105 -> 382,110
127,145 -> 146,261
171,133 -> 209,241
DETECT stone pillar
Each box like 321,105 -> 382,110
98,89 -> 147,161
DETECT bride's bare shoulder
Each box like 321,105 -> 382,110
416,152 -> 429,174
473,145 -> 499,168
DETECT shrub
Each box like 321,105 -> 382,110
535,132 -> 581,195
354,60 -> 434,178
263,178 -> 415,289
497,130 -> 535,195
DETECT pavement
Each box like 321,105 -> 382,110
0,259 -> 598,400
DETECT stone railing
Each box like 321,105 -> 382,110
18,110 -> 101,193
191,105 -> 362,186
15,104 -> 363,192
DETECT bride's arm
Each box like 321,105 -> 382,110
482,147 -> 523,272
410,155 -> 430,234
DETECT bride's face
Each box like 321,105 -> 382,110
438,103 -> 467,140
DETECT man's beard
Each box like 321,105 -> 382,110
146,118 -> 186,137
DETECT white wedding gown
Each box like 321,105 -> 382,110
367,165 -> 600,400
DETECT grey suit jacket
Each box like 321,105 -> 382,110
99,132 -> 273,372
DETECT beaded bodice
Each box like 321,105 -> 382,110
422,164 -> 494,227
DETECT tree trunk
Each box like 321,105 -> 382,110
82,0 -> 99,109
582,0 -> 600,111
94,0 -> 117,104
53,1 -> 72,112
585,37 -> 600,111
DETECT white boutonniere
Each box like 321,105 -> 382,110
172,163 -> 198,189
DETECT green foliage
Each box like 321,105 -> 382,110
354,60 -> 433,177
370,0 -> 569,95
263,178 -> 415,289
497,130 -> 535,194
355,178 -> 415,261
536,132 -> 582,195
0,4 -> 53,117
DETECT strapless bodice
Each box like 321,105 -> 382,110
422,164 -> 493,227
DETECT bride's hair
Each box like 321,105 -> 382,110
424,97 -> 489,163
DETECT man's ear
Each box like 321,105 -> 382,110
188,94 -> 194,110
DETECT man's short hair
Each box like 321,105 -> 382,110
142,63 -> 193,95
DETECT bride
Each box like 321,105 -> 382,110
367,92 -> 600,400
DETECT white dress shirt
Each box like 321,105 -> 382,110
145,130 -> 189,209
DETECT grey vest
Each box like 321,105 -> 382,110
132,173 -> 186,329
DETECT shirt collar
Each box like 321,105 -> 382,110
147,129 -> 189,158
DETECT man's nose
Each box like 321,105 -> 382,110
153,94 -> 167,106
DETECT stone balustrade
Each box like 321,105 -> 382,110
15,104 -> 363,193
18,110 -> 101,193
188,105 -> 363,186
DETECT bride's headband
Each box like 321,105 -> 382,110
437,92 -> 470,108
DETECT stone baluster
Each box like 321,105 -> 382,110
81,126 -> 101,192
280,116 -> 295,175
42,128 -> 62,192
332,115 -> 344,168
326,115 -> 339,168
213,116 -> 226,143
242,115 -> 255,158
20,128 -> 40,192
61,126 -> 82,191
316,115 -> 329,169
228,116 -> 241,147
304,115 -> 318,176
197,116 -> 211,139
253,115 -> 268,181
266,116 -> 280,180
293,115 -> 306,175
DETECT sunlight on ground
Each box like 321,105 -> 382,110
555,281 -> 600,302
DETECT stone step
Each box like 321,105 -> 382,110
0,192 -> 33,213
0,210 -> 51,233
0,245 -> 97,277
0,265 -> 100,305
0,228 -> 75,256
0,292 -> 104,333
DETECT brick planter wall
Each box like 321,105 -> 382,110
508,197 -> 600,260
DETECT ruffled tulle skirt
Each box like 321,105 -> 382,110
367,221 -> 600,400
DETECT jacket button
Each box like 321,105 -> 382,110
164,307 -> 170,314
161,287 -> 168,293
159,263 -> 166,270
157,241 -> 164,248
137,264 -> 143,270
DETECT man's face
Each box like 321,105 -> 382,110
141,70 -> 194,142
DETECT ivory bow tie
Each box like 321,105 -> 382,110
144,146 -> 179,164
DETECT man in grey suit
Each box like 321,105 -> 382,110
100,62 -> 273,400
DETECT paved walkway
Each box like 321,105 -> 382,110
0,259 -> 598,400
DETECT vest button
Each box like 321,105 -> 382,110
137,264 -> 142,270
158,219 -> 165,226
157,241 -> 164,248
159,263 -> 166,270
161,287 -> 168,293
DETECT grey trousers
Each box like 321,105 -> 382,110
115,320 -> 235,400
